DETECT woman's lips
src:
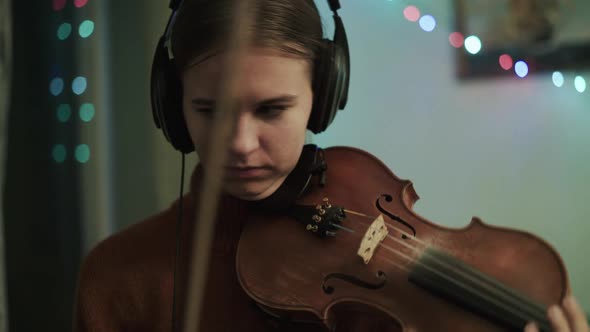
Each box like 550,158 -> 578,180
224,166 -> 269,179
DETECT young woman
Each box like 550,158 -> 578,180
73,0 -> 588,331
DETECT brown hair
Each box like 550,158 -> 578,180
170,0 -> 324,72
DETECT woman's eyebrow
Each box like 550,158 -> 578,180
191,98 -> 215,106
191,94 -> 298,106
259,94 -> 297,104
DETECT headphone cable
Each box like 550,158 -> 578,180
171,152 -> 186,332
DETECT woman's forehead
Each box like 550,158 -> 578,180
182,47 -> 312,96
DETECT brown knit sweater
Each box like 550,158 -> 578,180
73,166 -> 401,332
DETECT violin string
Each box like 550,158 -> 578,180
372,253 -> 551,331
376,235 -> 549,327
340,209 -> 549,327
371,214 -> 548,326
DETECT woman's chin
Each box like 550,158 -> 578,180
223,179 -> 283,201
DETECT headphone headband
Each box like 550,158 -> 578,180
169,0 -> 183,10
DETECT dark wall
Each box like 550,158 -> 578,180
107,0 -> 158,231
2,1 -> 162,330
3,2 -> 82,331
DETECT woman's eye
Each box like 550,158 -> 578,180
258,105 -> 288,117
194,108 -> 213,115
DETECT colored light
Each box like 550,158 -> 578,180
449,32 -> 464,48
514,61 -> 529,78
419,15 -> 436,32
53,0 -> 66,11
57,104 -> 72,122
72,77 -> 87,95
50,78 -> 64,96
75,144 -> 91,163
79,103 -> 95,122
74,0 -> 89,8
574,76 -> 586,93
52,144 -> 67,163
403,6 -> 420,22
79,20 -> 95,38
57,23 -> 72,40
552,72 -> 564,87
464,36 -> 482,55
499,54 -> 513,70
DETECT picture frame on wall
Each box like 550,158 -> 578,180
454,0 -> 590,79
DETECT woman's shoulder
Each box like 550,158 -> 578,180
74,195 -> 193,330
80,194 -> 192,280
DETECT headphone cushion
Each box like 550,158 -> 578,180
150,41 -> 194,153
309,40 -> 347,134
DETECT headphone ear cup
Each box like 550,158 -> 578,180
150,39 -> 194,153
308,40 -> 347,134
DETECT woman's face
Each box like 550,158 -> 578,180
182,47 -> 313,201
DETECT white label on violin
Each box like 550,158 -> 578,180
357,214 -> 388,264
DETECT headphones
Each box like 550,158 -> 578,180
151,0 -> 350,154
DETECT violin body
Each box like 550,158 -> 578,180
236,146 -> 568,331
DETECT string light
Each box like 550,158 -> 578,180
57,23 -> 72,40
75,144 -> 91,163
79,20 -> 95,38
514,61 -> 529,78
403,6 -> 420,22
419,15 -> 436,32
74,0 -> 89,8
52,144 -> 67,163
72,76 -> 88,95
54,0 -> 96,165
464,36 -> 482,55
79,103 -> 95,122
53,0 -> 66,11
449,32 -> 464,48
50,77 -> 65,96
499,54 -> 513,70
389,1 -> 589,87
57,104 -> 72,123
574,76 -> 586,93
552,72 -> 564,87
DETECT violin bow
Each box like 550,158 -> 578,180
182,1 -> 255,331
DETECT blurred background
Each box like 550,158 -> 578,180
1,0 -> 589,331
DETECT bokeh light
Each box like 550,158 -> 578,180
72,76 -> 88,95
552,72 -> 564,87
449,32 -> 464,48
57,104 -> 72,122
403,6 -> 420,22
50,78 -> 65,96
514,61 -> 529,78
74,0 -> 89,8
52,144 -> 67,163
79,20 -> 95,38
574,76 -> 586,93
464,36 -> 482,55
79,103 -> 95,122
499,54 -> 513,70
75,144 -> 91,163
418,15 -> 436,32
53,0 -> 66,11
57,23 -> 72,40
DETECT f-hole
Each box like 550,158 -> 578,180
376,194 -> 416,239
322,271 -> 387,294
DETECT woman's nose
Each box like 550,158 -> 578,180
228,114 -> 259,158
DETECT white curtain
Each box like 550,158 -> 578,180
0,0 -> 12,330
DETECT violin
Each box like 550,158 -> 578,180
236,145 -> 568,332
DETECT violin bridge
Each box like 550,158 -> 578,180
357,214 -> 388,264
